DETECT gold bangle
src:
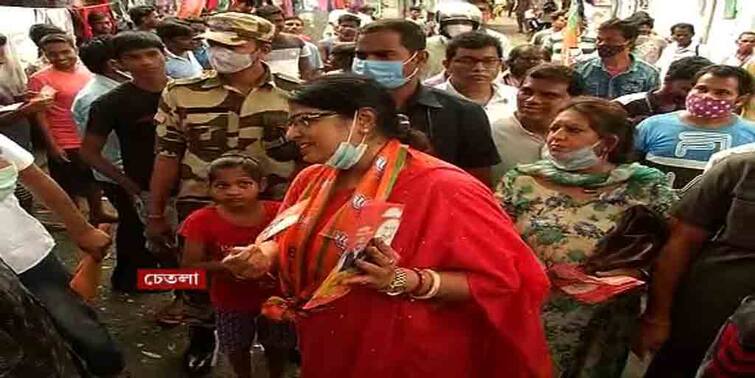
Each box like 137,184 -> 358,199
411,269 -> 441,299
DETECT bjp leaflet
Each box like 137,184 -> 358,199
303,200 -> 404,310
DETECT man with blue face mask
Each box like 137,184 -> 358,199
353,19 -> 500,186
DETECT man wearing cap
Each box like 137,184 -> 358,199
147,12 -> 299,375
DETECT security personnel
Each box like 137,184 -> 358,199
146,12 -> 300,375
423,1 -> 483,81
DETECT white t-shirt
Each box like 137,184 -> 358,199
0,134 -> 55,274
490,113 -> 546,185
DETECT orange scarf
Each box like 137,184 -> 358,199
277,140 -> 408,307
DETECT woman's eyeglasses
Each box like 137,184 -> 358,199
286,112 -> 339,129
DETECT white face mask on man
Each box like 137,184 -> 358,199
444,24 -> 475,38
208,45 -> 257,73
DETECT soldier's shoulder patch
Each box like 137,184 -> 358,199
272,72 -> 303,92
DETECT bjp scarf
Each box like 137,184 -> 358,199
276,140 -> 408,309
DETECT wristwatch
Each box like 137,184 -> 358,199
381,268 -> 408,296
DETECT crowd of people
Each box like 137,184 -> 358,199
1,0 -> 755,377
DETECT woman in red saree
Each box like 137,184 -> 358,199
228,74 -> 551,377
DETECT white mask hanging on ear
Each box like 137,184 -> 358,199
325,110 -> 368,170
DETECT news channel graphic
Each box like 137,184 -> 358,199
137,268 -> 208,290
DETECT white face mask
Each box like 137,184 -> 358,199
208,45 -> 255,73
445,24 -> 474,38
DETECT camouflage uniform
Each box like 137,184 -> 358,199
152,13 -> 301,337
154,67 -> 300,207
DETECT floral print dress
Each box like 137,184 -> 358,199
498,164 -> 677,378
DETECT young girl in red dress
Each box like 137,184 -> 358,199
179,155 -> 281,378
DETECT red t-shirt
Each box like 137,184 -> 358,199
27,64 -> 92,149
179,201 -> 281,312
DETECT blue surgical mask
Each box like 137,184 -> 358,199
0,164 -> 19,201
326,111 -> 368,170
544,142 -> 603,171
351,52 -> 419,89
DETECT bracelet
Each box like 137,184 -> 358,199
411,269 -> 441,300
410,268 -> 425,295
381,268 -> 409,296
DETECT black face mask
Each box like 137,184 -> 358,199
597,44 -> 626,58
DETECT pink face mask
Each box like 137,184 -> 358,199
685,93 -> 734,119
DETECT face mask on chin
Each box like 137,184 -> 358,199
208,45 -> 258,73
351,52 -> 419,89
544,142 -> 604,171
325,110 -> 368,170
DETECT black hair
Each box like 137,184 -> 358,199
208,155 -> 264,183
128,5 -> 156,27
446,31 -> 501,60
550,10 -> 568,22
670,23 -> 694,35
156,20 -> 195,41
338,13 -> 362,26
665,56 -> 712,83
469,0 -> 492,9
625,11 -> 653,28
739,31 -> 755,40
598,18 -> 639,42
0,34 -> 6,47
409,5 -> 422,12
255,5 -> 284,20
693,64 -> 754,97
526,63 -> 584,96
506,44 -> 546,66
87,11 -> 109,25
360,19 -> 426,51
285,15 -> 303,21
111,31 -> 164,59
29,24 -> 66,47
560,97 -> 634,164
39,33 -> 76,50
79,36 -> 115,75
289,74 -> 431,151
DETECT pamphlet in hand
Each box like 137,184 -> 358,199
549,263 -> 645,304
302,200 -> 404,310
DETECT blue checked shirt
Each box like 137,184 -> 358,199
575,55 -> 660,99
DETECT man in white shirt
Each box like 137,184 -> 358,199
435,32 -> 517,126
0,133 -> 123,376
256,5 -> 314,80
531,9 -> 567,46
656,23 -> 709,78
720,31 -> 755,67
490,64 -> 583,184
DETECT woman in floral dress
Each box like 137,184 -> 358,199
496,98 -> 678,377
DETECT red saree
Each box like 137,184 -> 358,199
277,144 -> 551,377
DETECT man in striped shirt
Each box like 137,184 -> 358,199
542,23 -> 597,64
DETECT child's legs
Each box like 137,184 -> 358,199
216,310 -> 256,378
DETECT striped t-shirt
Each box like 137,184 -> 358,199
543,30 -> 598,64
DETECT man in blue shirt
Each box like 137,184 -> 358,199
156,20 -> 203,79
71,37 -> 126,186
575,18 -> 659,99
635,65 -> 755,189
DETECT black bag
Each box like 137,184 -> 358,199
582,205 -> 669,274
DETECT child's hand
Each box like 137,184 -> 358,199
222,244 -> 274,279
